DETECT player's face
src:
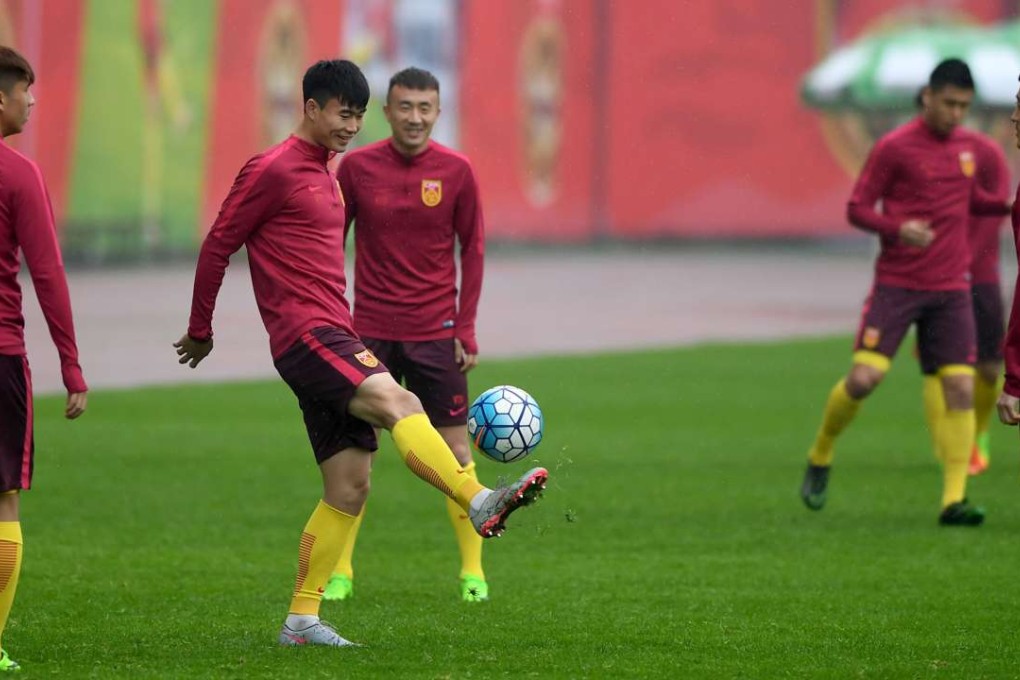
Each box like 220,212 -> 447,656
307,97 -> 364,153
384,85 -> 440,156
1011,88 -> 1020,150
0,80 -> 34,138
922,84 -> 972,136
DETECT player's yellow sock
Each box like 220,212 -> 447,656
921,376 -> 945,462
939,408 -> 975,508
0,522 -> 22,647
808,379 -> 861,466
392,414 -> 485,511
289,500 -> 356,616
973,375 -> 999,445
445,462 -> 484,580
332,505 -> 364,580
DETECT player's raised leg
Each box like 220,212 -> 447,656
801,353 -> 886,510
349,373 -> 547,538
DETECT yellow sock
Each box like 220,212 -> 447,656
445,462 -> 484,580
974,375 -> 999,442
921,376 -> 946,462
332,505 -> 364,579
0,522 -> 22,648
392,414 -> 485,510
289,501 -> 357,616
808,379 -> 861,466
939,408 -> 975,508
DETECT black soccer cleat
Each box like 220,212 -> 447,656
800,464 -> 830,511
938,499 -> 985,527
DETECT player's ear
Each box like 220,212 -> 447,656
304,98 -> 319,120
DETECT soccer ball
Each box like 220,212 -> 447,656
467,385 -> 544,463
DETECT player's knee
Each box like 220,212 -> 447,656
846,366 -> 884,398
377,386 -> 424,430
942,378 -> 974,410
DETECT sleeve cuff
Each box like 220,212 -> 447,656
61,364 -> 88,394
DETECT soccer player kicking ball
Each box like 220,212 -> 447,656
327,67 -> 489,603
175,60 -> 547,648
799,59 -> 1009,526
0,47 -> 89,671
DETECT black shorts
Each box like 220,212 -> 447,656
972,282 -> 1005,363
274,327 -> 390,463
0,354 -> 33,491
363,338 -> 469,427
855,285 -> 976,374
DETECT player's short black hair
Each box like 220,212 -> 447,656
929,58 -> 974,92
302,59 -> 369,111
0,46 -> 34,94
388,67 -> 440,97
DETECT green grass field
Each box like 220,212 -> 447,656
13,336 -> 1020,678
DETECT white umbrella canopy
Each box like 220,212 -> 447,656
802,21 -> 1020,111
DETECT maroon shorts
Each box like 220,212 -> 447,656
274,327 -> 390,463
972,282 -> 1005,363
855,285 -> 976,374
363,338 -> 468,427
0,355 -> 33,491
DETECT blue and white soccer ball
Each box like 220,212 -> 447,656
467,385 -> 544,463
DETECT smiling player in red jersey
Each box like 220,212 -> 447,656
175,60 -> 546,647
0,46 -> 88,672
328,67 -> 489,603
799,59 -> 1009,526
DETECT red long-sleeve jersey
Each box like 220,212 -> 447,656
848,118 -> 1009,291
0,139 -> 86,393
188,135 -> 355,359
337,140 -> 485,354
965,131 -> 1011,285
1003,184 -> 1020,397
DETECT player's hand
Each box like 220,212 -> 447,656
174,334 -> 213,368
65,392 -> 87,420
898,219 -> 933,248
997,391 -> 1020,425
454,338 -> 478,373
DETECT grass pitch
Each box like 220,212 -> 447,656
14,337 -> 1020,678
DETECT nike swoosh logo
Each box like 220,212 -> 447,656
449,406 -> 467,417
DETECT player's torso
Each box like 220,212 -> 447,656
884,132 -> 975,226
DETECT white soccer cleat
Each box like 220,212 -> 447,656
278,619 -> 358,647
469,467 -> 548,538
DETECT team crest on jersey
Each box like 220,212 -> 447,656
354,349 -> 379,368
422,179 -> 442,207
959,151 -> 976,178
862,326 -> 881,349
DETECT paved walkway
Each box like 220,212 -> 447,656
20,248 -> 1015,394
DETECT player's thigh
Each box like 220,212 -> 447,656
401,339 -> 469,429
853,285 -> 920,365
971,282 -> 1005,366
274,328 -> 389,463
917,290 -> 976,376
0,355 -> 32,495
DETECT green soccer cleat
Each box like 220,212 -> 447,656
461,575 -> 489,603
800,463 -> 830,511
0,649 -> 20,672
939,499 -> 985,527
322,573 -> 353,602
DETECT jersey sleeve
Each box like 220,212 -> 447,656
846,139 -> 902,238
12,163 -> 87,394
337,157 -> 357,246
453,163 -> 485,355
188,156 -> 287,341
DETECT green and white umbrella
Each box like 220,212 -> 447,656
802,21 -> 1020,111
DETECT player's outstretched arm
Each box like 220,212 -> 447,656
173,335 -> 213,368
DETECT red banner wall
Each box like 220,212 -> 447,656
202,0 -> 345,231
460,0 -> 598,241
